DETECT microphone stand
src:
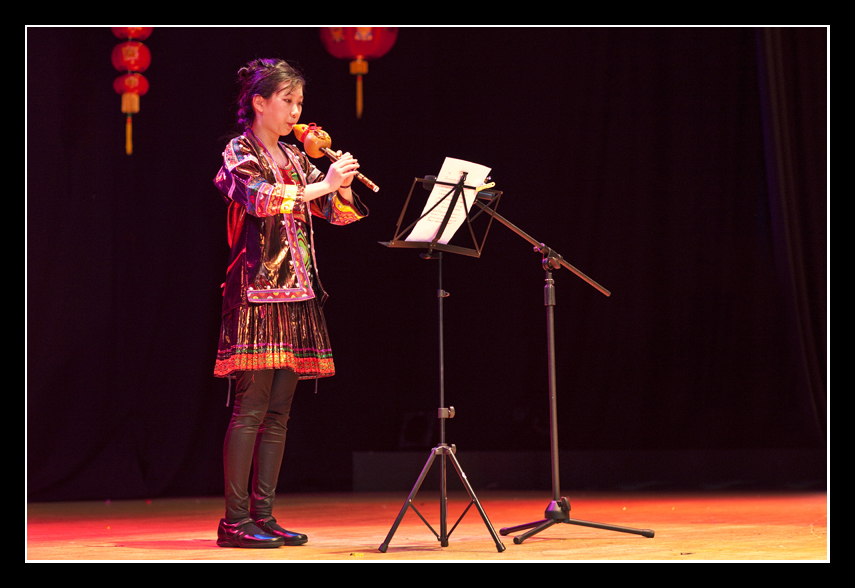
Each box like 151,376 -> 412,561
469,199 -> 655,544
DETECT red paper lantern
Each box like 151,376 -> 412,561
320,27 -> 397,119
111,41 -> 151,73
112,72 -> 150,96
111,29 -> 153,154
113,72 -> 149,118
111,26 -> 153,41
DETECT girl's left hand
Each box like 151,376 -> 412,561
327,151 -> 360,191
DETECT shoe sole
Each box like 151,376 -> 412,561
280,537 -> 308,546
217,538 -> 284,548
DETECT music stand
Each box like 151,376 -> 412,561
466,199 -> 655,544
377,172 -> 506,553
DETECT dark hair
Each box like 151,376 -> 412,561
235,58 -> 305,130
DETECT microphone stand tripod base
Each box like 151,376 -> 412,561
499,497 -> 655,544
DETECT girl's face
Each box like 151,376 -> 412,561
254,82 -> 303,138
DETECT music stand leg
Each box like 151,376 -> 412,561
378,446 -> 439,553
378,444 -> 506,553
446,449 -> 506,550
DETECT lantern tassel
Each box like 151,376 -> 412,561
349,57 -> 368,119
356,74 -> 363,119
125,114 -> 133,155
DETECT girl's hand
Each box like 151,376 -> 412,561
326,151 -> 360,191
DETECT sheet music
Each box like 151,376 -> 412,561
405,157 -> 492,245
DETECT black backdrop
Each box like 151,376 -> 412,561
26,26 -> 827,502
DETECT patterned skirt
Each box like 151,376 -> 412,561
214,297 -> 334,379
214,217 -> 334,379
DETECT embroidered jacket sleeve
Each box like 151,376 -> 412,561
214,137 -> 369,223
214,135 -> 304,217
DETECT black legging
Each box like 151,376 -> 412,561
223,369 -> 298,523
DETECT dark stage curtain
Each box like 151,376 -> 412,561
26,27 -> 827,502
755,27 -> 827,437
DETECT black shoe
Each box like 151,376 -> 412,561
217,518 -> 285,548
255,516 -> 308,546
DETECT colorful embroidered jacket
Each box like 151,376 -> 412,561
214,132 -> 368,314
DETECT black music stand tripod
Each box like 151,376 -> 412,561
378,172 -> 505,553
467,198 -> 654,544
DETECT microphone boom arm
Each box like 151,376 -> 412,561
472,199 -> 610,297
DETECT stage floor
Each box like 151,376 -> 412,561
26,490 -> 828,561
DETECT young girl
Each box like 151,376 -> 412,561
213,58 -> 368,548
